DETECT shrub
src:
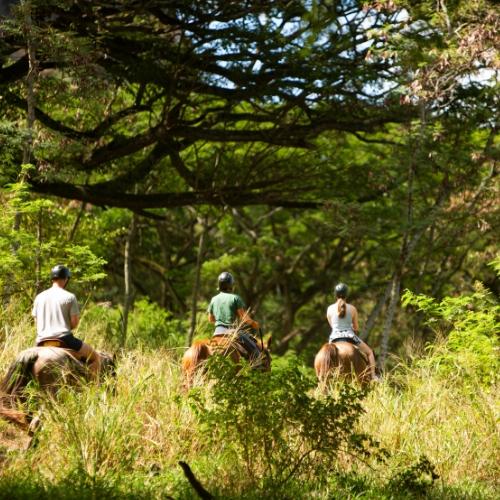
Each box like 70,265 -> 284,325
387,456 -> 439,497
188,355 -> 385,493
402,269 -> 499,386
80,299 -> 187,349
127,299 -> 186,349
78,302 -> 121,348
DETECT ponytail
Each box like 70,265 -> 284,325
338,298 -> 347,318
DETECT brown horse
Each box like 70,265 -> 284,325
182,334 -> 272,389
314,341 -> 370,387
0,346 -> 115,430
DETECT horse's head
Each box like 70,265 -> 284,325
98,352 -> 117,379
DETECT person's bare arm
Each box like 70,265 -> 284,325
237,308 -> 259,329
351,306 -> 359,333
70,314 -> 80,330
208,313 -> 216,324
326,306 -> 332,328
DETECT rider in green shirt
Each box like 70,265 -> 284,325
207,272 -> 262,365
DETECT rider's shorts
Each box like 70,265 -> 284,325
37,333 -> 83,351
329,330 -> 362,346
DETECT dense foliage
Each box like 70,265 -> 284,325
403,260 -> 500,386
189,355 -> 383,491
2,1 -> 497,362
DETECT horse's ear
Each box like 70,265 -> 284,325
265,335 -> 272,351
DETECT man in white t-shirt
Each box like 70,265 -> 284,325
32,265 -> 101,376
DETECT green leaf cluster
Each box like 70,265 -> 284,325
188,355 -> 385,492
0,186 -> 106,299
402,259 -> 500,386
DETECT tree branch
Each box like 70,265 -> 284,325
178,461 -> 213,500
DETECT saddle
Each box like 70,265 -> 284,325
209,334 -> 251,359
330,339 -> 369,364
331,337 -> 358,346
38,339 -> 84,362
39,339 -> 65,348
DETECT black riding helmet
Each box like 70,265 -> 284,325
51,265 -> 71,280
218,271 -> 234,291
334,282 -> 348,297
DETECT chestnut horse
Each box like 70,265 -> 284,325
314,341 -> 370,387
0,346 -> 115,430
182,334 -> 272,389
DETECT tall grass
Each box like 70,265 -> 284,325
357,357 -> 499,499
1,305 -> 498,499
362,360 -> 498,484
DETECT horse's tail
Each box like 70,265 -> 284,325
0,348 -> 39,395
181,340 -> 211,390
314,343 -> 338,383
0,349 -> 39,430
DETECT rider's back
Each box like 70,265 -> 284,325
327,303 -> 354,334
208,291 -> 245,328
32,287 -> 79,342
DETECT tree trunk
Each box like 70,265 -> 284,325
34,207 -> 42,294
5,1 -> 37,306
13,0 -> 37,240
378,103 -> 427,368
378,274 -> 401,369
187,216 -> 207,347
360,282 -> 392,341
68,202 -> 87,242
122,213 -> 137,347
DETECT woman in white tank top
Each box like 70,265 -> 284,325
326,283 -> 379,381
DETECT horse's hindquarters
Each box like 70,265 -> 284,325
314,342 -> 370,386
181,340 -> 213,390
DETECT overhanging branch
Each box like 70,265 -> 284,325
29,180 -> 323,209
28,177 -> 394,213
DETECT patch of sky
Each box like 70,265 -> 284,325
461,68 -> 497,88
189,4 -> 412,101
